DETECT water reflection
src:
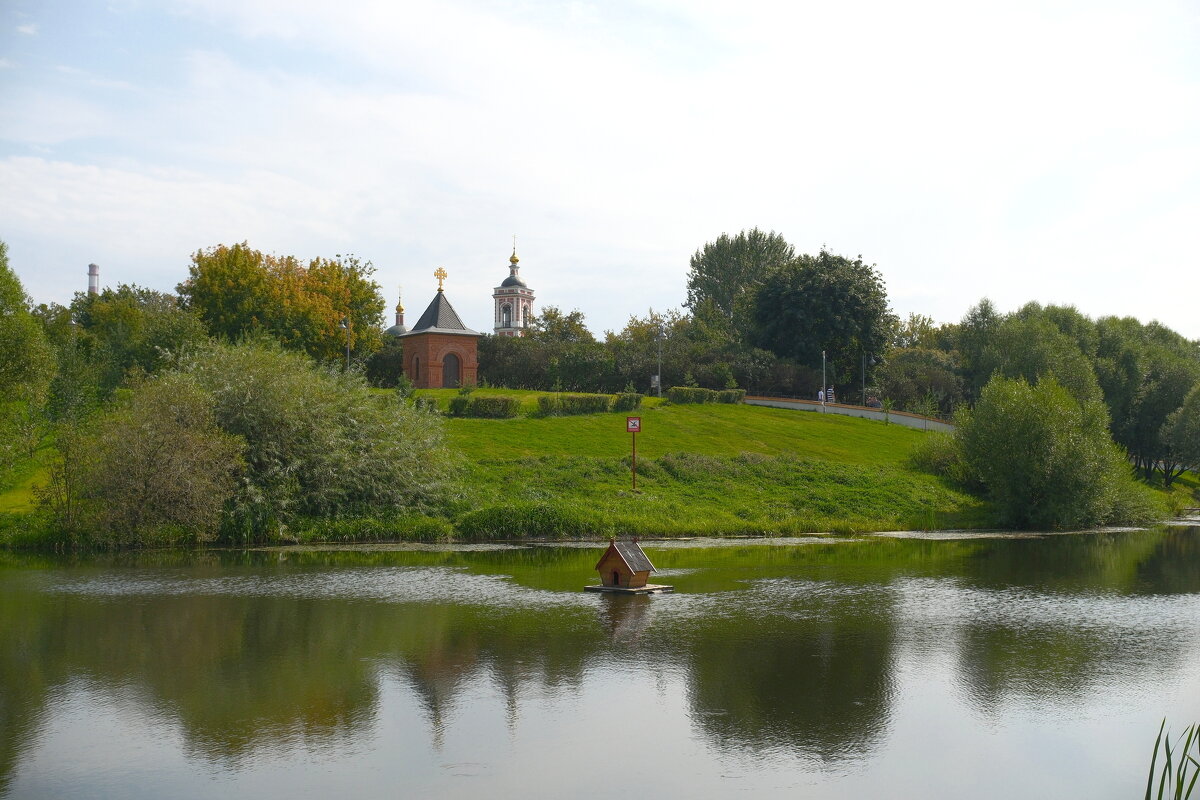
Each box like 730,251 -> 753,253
1,527 -> 1198,798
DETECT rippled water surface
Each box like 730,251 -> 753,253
3,528 -> 1199,799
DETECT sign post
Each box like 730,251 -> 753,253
626,416 -> 641,492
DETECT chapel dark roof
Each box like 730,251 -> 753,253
597,540 -> 656,573
402,291 -> 480,337
500,274 -> 527,288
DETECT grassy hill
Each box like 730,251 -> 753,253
416,389 -> 991,537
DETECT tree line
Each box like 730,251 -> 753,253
2,230 -> 1198,544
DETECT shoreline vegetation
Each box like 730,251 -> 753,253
2,386 -> 1194,551
3,235 -> 1197,552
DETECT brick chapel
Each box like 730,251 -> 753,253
385,249 -> 537,388
394,267 -> 481,389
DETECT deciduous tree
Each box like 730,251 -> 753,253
686,228 -> 795,339
750,248 -> 893,386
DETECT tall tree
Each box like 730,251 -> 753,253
956,298 -> 1002,402
0,240 -> 55,403
177,243 -> 384,363
1162,383 -> 1200,484
976,315 -> 1104,405
0,240 -> 57,470
749,248 -> 894,386
686,228 -> 795,338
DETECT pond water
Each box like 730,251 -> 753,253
2,527 -> 1199,799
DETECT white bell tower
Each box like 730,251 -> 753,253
492,242 -> 535,337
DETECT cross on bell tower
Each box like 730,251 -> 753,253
434,267 -> 448,292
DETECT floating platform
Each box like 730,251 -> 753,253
584,584 -> 674,595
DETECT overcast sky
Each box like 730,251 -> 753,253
2,0 -> 1198,339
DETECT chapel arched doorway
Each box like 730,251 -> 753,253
442,352 -> 461,388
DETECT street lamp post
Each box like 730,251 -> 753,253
821,350 -> 826,412
656,325 -> 664,398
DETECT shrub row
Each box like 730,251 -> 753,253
538,393 -> 642,416
666,387 -> 746,404
612,392 -> 643,412
456,501 -> 617,539
448,394 -> 522,418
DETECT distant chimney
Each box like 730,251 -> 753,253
87,263 -> 100,295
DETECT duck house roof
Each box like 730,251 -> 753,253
596,539 -> 656,573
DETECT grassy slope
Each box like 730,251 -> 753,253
429,390 -> 992,535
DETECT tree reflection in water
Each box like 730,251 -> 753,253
0,527 -> 1197,797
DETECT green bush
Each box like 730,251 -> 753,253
667,386 -> 718,404
456,501 -> 615,539
907,431 -> 975,487
448,395 -> 471,416
537,393 -> 613,415
716,389 -> 746,404
466,395 -> 521,418
957,375 -> 1161,529
412,395 -> 438,413
291,514 -> 454,543
612,392 -> 643,412
179,340 -> 456,542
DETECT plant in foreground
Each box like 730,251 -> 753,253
1146,720 -> 1200,800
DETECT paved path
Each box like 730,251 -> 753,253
745,396 -> 955,433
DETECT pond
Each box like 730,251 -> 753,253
3,527 -> 1199,799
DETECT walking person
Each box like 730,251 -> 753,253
818,388 -> 825,404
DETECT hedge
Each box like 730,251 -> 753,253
537,393 -> 614,416
612,392 -> 643,412
666,387 -> 745,404
449,395 -> 522,418
466,395 -> 522,418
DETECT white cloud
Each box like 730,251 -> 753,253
1,0 -> 1198,338
16,23 -> 38,35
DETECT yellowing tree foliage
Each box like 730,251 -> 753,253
177,242 -> 384,363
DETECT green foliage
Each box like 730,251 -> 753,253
289,514 -> 454,543
956,298 -> 1003,402
456,501 -> 614,539
686,227 -> 795,339
70,284 -> 209,390
877,347 -> 963,414
365,336 -> 405,387
48,374 -> 244,547
956,375 -> 1160,529
1145,720 -> 1200,800
179,340 -> 456,540
750,248 -> 894,383
612,392 -> 643,412
977,314 -> 1104,405
539,393 -> 614,415
449,395 -> 522,418
665,386 -> 745,404
178,243 -> 385,364
0,240 -> 56,405
413,394 -> 439,413
0,241 -> 56,478
1162,384 -> 1200,480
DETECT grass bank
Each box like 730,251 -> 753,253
430,389 -> 991,537
6,389 -> 1192,547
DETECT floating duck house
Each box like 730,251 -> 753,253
584,538 -> 674,595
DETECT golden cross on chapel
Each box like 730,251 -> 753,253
434,267 -> 448,291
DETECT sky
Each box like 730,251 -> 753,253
1,0 -> 1198,339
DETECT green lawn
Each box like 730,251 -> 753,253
431,390 -> 992,536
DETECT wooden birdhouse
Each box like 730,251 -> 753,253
585,538 -> 673,594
